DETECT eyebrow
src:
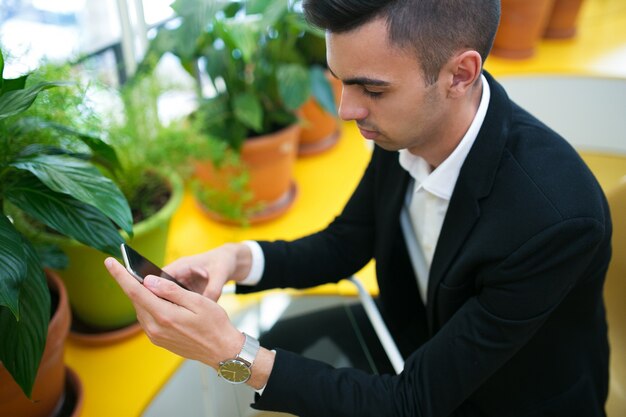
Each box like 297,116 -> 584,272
328,67 -> 391,87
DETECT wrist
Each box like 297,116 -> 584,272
237,241 -> 264,286
223,243 -> 253,282
248,347 -> 275,391
217,332 -> 261,385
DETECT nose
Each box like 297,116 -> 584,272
337,86 -> 369,121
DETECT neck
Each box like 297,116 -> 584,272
420,78 -> 484,169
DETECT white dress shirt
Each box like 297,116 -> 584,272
398,74 -> 490,302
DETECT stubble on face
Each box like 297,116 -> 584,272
327,18 -> 452,158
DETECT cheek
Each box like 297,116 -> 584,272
375,98 -> 422,135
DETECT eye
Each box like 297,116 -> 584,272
362,87 -> 383,99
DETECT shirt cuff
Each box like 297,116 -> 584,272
239,241 -> 264,286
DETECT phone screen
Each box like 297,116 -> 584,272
120,243 -> 189,290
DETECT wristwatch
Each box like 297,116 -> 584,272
217,333 -> 260,384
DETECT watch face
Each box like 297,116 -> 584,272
218,359 -> 251,384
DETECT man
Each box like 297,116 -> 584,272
105,0 -> 612,415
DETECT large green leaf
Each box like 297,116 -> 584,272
0,81 -> 68,120
5,174 -> 125,257
223,18 -> 259,63
14,117 -> 123,174
250,0 -> 288,28
277,63 -> 310,111
203,47 -> 234,89
0,234 -> 49,398
10,154 -> 133,235
35,244 -> 68,271
233,91 -> 264,132
0,215 -> 27,317
1,74 -> 28,95
310,65 -> 337,115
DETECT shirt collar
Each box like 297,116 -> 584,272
399,74 -> 491,200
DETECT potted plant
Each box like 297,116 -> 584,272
291,13 -> 342,156
140,0 -> 337,223
41,67 -> 216,339
0,47 -> 131,415
492,0 -> 556,59
543,0 -> 586,39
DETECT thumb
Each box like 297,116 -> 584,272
144,275 -> 195,310
203,273 -> 226,302
202,265 -> 232,302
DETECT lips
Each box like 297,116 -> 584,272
358,126 -> 379,140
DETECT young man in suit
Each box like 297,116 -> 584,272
105,0 -> 612,415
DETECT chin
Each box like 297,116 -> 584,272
372,140 -> 401,152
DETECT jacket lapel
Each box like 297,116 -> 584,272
426,72 -> 513,329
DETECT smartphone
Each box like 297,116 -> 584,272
120,243 -> 189,290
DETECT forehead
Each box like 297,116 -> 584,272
325,18 -> 422,82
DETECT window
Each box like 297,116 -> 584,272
0,0 -> 175,79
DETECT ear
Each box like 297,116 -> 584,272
446,50 -> 482,98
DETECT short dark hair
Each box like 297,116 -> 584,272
303,0 -> 501,84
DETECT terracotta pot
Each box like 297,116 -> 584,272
298,97 -> 341,156
195,123 -> 300,224
492,0 -> 555,59
0,271 -> 73,417
544,0 -> 585,39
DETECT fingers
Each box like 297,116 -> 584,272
104,257 -> 143,295
142,275 -> 197,310
160,246 -> 243,302
163,257 -> 209,294
162,258 -> 202,279
165,255 -> 231,301
104,257 -> 159,323
203,273 -> 226,301
105,257 -> 177,312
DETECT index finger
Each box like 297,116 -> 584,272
104,257 -> 164,310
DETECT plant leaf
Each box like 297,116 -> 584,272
277,63 -> 310,111
2,74 -> 29,94
252,0 -> 288,28
223,19 -> 259,63
0,81 -> 69,121
10,154 -> 133,235
14,117 -> 123,174
0,215 -> 27,317
0,235 -> 49,399
245,0 -> 274,15
310,65 -> 337,115
233,91 -> 264,132
6,174 -> 125,257
35,244 -> 68,271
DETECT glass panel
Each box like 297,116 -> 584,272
0,0 -> 121,77
142,0 -> 175,26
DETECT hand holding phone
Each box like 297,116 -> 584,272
120,243 -> 189,291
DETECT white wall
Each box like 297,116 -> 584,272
498,76 -> 626,155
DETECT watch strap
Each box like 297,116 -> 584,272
237,332 -> 260,366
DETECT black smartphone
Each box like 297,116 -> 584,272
120,243 -> 189,290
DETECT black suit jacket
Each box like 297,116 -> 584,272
241,72 -> 611,417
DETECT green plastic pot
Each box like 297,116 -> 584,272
51,171 -> 184,329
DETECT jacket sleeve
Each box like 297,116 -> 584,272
249,216 -> 607,417
238,148 -> 381,293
